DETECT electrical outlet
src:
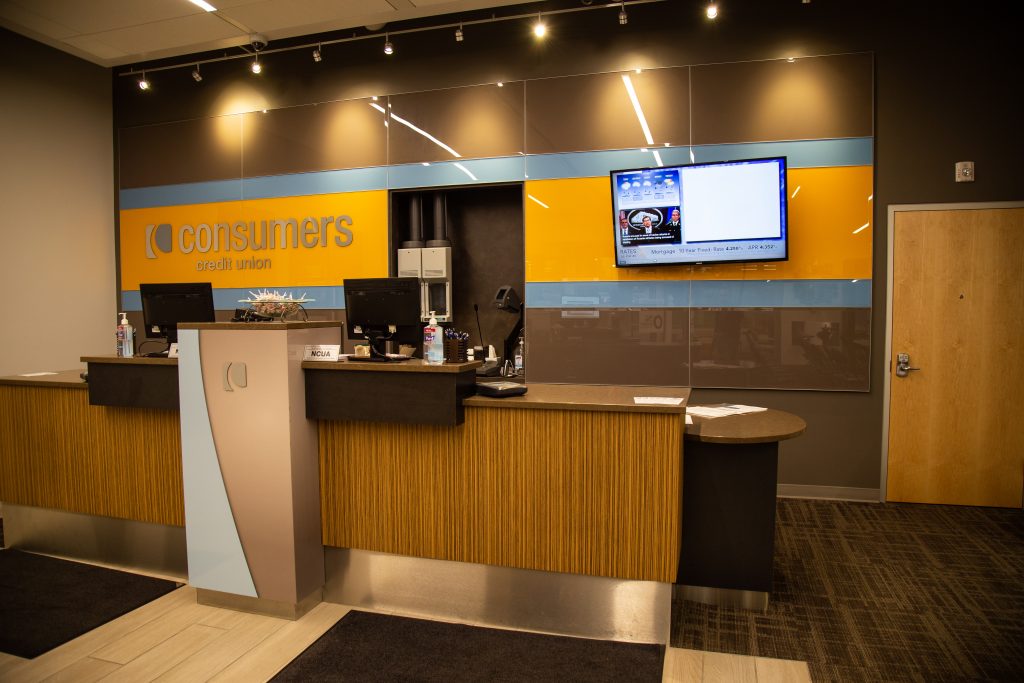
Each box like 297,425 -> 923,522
955,161 -> 975,183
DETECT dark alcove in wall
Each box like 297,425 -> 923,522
390,184 -> 525,360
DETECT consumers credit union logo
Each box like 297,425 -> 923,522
143,215 -> 355,259
145,223 -> 174,258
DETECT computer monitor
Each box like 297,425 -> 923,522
343,277 -> 422,361
139,282 -> 216,347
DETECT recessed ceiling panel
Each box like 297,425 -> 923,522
2,0 -> 202,35
220,0 -> 397,33
0,1 -> 78,39
86,13 -> 247,56
61,35 -> 129,61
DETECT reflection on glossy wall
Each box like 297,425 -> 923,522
117,52 -> 874,391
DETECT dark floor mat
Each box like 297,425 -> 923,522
272,610 -> 664,682
0,549 -> 180,658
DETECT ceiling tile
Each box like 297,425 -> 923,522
3,0 -> 203,35
86,13 -> 247,57
61,35 -> 129,61
0,1 -> 78,39
220,0 -> 397,34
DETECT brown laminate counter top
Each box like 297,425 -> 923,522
180,321 -> 341,331
685,407 -> 806,444
0,369 -> 87,389
302,359 -> 481,374
81,355 -> 178,366
463,383 -> 690,414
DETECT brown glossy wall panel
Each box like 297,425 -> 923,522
525,68 -> 690,154
119,116 -> 241,189
690,53 -> 873,145
387,82 -> 525,165
320,406 -> 682,581
525,308 -> 689,386
242,99 -> 387,178
527,306 -> 870,391
690,307 -> 870,391
0,385 -> 184,526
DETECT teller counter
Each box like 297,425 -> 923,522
314,380 -> 689,643
0,366 -> 186,576
1,353 -> 689,642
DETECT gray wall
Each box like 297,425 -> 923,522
107,1 -> 1021,494
0,28 -> 115,377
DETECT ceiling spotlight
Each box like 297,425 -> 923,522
251,55 -> 262,74
455,24 -> 464,42
384,34 -> 394,55
706,3 -> 719,19
191,65 -> 202,82
497,81 -> 504,87
619,2 -> 628,25
138,73 -> 150,90
533,14 -> 547,38
313,44 -> 322,62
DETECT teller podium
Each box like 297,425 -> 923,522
177,321 -> 339,618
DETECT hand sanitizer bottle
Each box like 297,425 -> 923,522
424,312 -> 443,365
513,333 -> 525,376
117,312 -> 135,358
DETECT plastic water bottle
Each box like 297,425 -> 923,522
424,312 -> 443,365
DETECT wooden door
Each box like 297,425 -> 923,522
887,206 -> 1024,507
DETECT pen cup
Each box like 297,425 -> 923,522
444,338 -> 467,363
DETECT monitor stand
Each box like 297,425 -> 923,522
359,332 -> 399,362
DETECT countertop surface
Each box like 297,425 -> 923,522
464,383 -> 690,414
81,355 -> 178,365
684,406 -> 806,444
180,321 -> 341,330
0,369 -> 88,389
303,359 -> 481,373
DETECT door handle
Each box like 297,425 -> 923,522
895,352 -> 920,378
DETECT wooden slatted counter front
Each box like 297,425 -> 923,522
317,382 -> 689,583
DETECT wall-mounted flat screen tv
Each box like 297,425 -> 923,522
611,156 -> 788,267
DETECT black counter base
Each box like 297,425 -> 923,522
86,362 -> 179,410
677,440 -> 779,593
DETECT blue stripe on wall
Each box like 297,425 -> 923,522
122,286 -> 347,312
119,138 -> 872,209
526,279 -> 871,309
120,179 -> 244,210
524,138 -> 872,181
387,156 -> 526,189
241,168 -> 388,200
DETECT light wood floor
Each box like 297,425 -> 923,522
0,584 -> 812,682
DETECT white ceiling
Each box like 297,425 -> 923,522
0,0 -> 539,67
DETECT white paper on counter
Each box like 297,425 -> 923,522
687,404 -> 767,419
633,396 -> 685,406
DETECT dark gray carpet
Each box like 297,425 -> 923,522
672,498 -> 1024,682
0,548 -> 180,658
272,610 -> 664,682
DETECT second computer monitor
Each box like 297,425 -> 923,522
343,277 -> 422,357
